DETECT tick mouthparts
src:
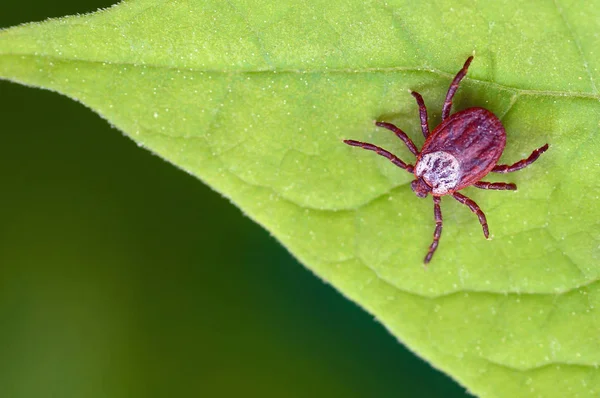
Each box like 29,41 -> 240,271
411,178 -> 431,198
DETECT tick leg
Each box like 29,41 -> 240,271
442,56 -> 474,120
343,140 -> 414,173
491,144 -> 549,173
474,181 -> 517,190
424,196 -> 443,264
410,91 -> 430,138
452,192 -> 489,238
374,121 -> 419,156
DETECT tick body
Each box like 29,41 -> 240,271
344,56 -> 549,264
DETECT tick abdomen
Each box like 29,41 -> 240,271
415,151 -> 461,195
422,107 -> 506,190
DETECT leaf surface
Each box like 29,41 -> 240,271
1,1 -> 599,396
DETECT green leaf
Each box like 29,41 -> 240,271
1,1 -> 599,396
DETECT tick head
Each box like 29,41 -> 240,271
411,177 -> 432,198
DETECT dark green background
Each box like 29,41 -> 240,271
0,2 -> 470,397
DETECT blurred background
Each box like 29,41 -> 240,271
0,2 -> 470,397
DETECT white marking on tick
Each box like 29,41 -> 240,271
415,151 -> 461,195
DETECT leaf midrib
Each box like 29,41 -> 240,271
2,52 -> 600,101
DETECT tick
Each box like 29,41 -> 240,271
344,56 -> 549,264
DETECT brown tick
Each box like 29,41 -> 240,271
344,56 -> 549,264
